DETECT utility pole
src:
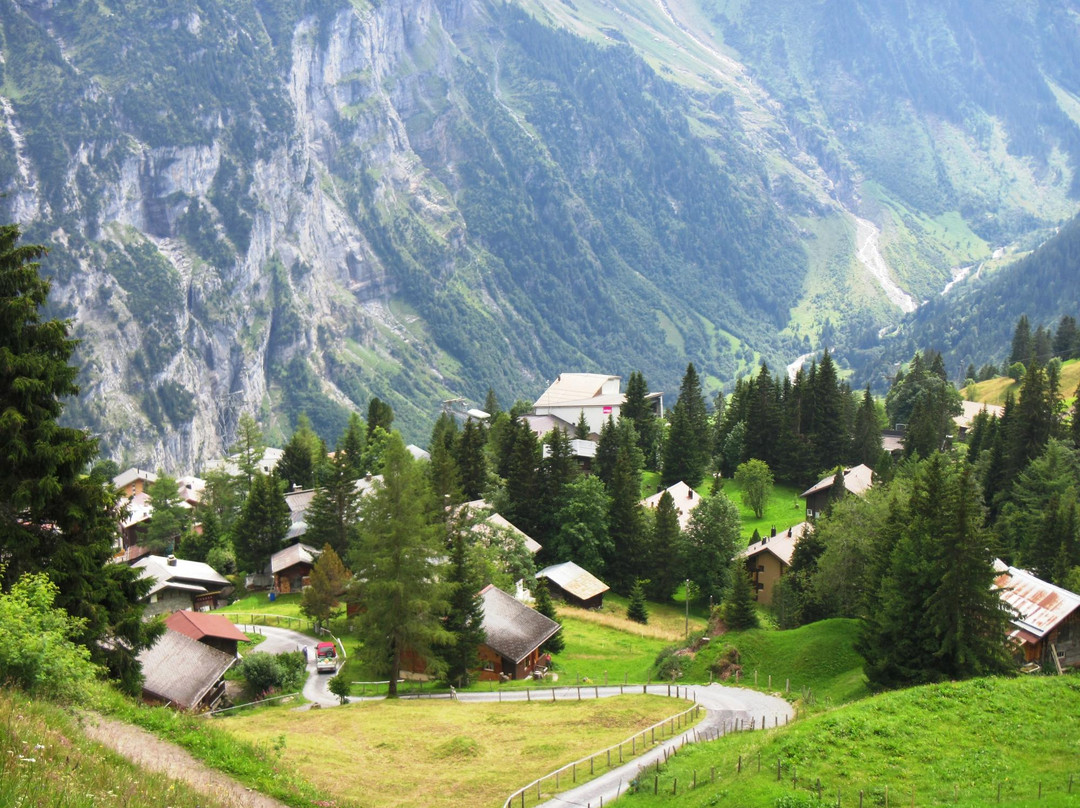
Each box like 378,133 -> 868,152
685,578 -> 690,638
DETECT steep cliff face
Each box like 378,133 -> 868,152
1,0 -> 1077,469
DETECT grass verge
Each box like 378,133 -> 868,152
0,688 -> 233,808
618,676 -> 1080,807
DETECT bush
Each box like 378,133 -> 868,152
236,651 -> 306,697
1008,361 -> 1026,381
327,674 -> 351,704
0,572 -> 102,700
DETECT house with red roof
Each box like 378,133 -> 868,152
165,610 -> 249,658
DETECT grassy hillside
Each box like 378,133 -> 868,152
965,359 -> 1080,406
684,618 -> 869,706
620,676 -> 1080,807
222,695 -> 693,808
0,689 -> 232,808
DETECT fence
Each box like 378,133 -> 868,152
206,691 -> 301,716
502,701 -> 703,808
630,747 -> 1080,806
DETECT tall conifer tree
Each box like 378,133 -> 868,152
663,363 -> 710,487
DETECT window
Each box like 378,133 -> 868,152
483,660 -> 495,671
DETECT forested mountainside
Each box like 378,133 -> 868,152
855,211 -> 1080,386
2,0 -> 1079,467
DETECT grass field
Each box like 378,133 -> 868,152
641,471 -> 805,542
683,618 -> 868,706
0,688 -> 234,808
222,695 -> 694,808
618,676 -> 1080,807
967,359 -> 1080,406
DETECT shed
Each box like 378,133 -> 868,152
993,560 -> 1080,672
271,542 -> 321,594
536,561 -> 609,609
478,585 -> 560,681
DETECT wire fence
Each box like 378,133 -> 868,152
503,702 -> 704,808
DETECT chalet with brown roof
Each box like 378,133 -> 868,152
271,542 -> 321,594
137,628 -> 235,710
536,561 -> 610,609
801,464 -> 873,520
477,585 -> 561,681
738,522 -> 812,605
165,610 -> 249,658
640,481 -> 702,532
993,560 -> 1080,672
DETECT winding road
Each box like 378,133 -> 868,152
237,624 -> 341,708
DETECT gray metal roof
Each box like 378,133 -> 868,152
536,561 -> 609,601
480,585 -> 560,663
271,542 -> 321,574
133,555 -> 230,594
137,629 -> 235,709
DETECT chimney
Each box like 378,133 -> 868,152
687,488 -> 694,499
787,527 -> 792,538
167,554 -> 177,566
771,526 -> 776,538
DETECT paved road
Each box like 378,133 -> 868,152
531,683 -> 794,808
237,624 -> 341,708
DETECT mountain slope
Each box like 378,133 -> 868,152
2,0 -> 1079,465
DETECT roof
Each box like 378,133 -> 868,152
536,561 -> 610,601
534,373 -> 621,408
133,555 -> 231,595
483,513 -> 542,555
165,610 -> 249,644
120,491 -> 154,529
138,629 -> 235,709
739,522 -> 812,568
284,488 -> 317,517
954,400 -> 1005,431
479,585 -> 561,664
993,560 -> 1080,642
406,444 -> 431,461
463,502 -> 542,555
520,413 -> 577,439
801,464 -> 874,499
271,542 -> 321,575
113,467 -> 158,491
640,482 -> 702,531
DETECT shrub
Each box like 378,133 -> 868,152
236,652 -> 305,696
0,571 -> 102,699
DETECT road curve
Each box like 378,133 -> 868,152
533,683 -> 794,808
236,624 -> 341,708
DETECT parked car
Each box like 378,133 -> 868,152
315,641 -> 338,674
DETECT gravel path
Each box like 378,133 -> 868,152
81,713 -> 289,808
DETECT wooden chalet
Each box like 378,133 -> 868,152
994,561 -> 1080,672
536,561 -> 609,609
165,610 -> 249,658
477,585 -> 560,681
801,464 -> 873,520
132,555 -> 233,617
640,481 -> 702,532
738,522 -> 811,605
271,542 -> 321,594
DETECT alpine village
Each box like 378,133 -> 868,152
4,1 -> 1080,807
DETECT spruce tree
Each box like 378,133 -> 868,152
531,578 -> 564,654
503,418 -> 542,538
1010,315 -> 1033,365
304,442 -> 363,559
606,423 -> 647,593
574,410 -> 589,440
662,363 -> 710,488
231,413 -> 266,495
144,472 -> 189,554
276,414 -> 325,491
538,428 -> 577,545
440,519 -> 486,688
810,350 -> 849,473
0,224 -> 160,694
623,371 -> 659,469
366,396 -> 394,435
338,413 -> 367,480
483,388 -> 501,418
626,579 -> 649,624
456,418 -> 488,500
850,387 -> 883,468
593,415 -> 619,486
301,545 -> 351,627
233,472 -> 290,573
645,490 -> 682,601
723,560 -> 759,631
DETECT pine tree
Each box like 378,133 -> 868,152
645,490 -> 682,601
626,579 -> 649,624
276,414 -> 325,491
440,518 -> 486,688
231,413 -> 266,495
233,472 -> 290,573
483,388 -> 501,418
351,435 -> 449,696
531,578 -> 564,654
301,545 -> 352,627
662,363 -> 710,488
574,410 -> 589,440
143,472 -> 189,554
0,224 -> 160,694
1010,315 -> 1033,365
338,413 -> 367,480
304,443 -> 363,560
623,371 -> 659,470
810,350 -> 849,473
180,507 -> 219,563
723,560 -> 759,630
503,418 -> 542,538
456,418 -> 488,500
593,415 -> 619,486
606,424 -> 647,593
850,387 -> 883,468
428,415 -> 463,509
537,428 -> 577,546
366,396 -> 394,436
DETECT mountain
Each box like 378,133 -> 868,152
2,0 -> 1079,467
